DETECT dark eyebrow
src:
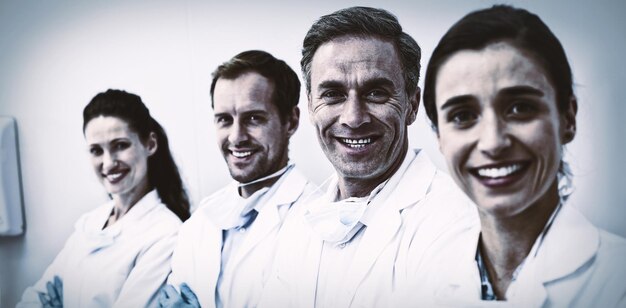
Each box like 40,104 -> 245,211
440,85 -> 545,111
361,77 -> 395,90
317,80 -> 344,91
239,109 -> 270,117
214,109 -> 269,119
317,77 -> 396,92
213,112 -> 231,119
440,95 -> 474,111
499,85 -> 544,97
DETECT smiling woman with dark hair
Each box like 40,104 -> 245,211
18,89 -> 190,307
401,5 -> 626,307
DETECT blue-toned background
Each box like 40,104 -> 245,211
1,0 -> 624,306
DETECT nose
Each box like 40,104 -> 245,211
477,113 -> 511,158
338,93 -> 371,128
227,120 -> 249,146
101,151 -> 117,173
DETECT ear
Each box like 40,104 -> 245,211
406,87 -> 421,126
307,93 -> 314,125
146,132 -> 158,156
560,96 -> 577,145
285,106 -> 300,138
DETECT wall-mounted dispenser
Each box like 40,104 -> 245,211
0,116 -> 24,235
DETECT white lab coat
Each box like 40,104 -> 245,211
399,203 -> 626,307
167,167 -> 318,308
259,149 -> 477,308
17,190 -> 182,308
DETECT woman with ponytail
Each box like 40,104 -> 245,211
18,89 -> 190,307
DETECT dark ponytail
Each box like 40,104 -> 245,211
83,89 -> 190,221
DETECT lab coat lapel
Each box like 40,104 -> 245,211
300,232 -> 324,308
230,168 -> 307,269
511,204 -> 599,307
193,211 -> 224,308
338,201 -> 401,307
289,192 -> 326,308
433,226 -> 482,305
339,150 -> 435,307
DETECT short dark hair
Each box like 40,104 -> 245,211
210,50 -> 301,123
423,5 -> 574,129
301,6 -> 421,96
83,89 -> 191,222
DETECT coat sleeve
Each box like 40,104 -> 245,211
16,232 -> 79,308
112,225 -> 179,308
166,221 -> 195,292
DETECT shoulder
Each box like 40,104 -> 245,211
178,185 -> 232,233
595,230 -> 626,272
129,200 -> 182,242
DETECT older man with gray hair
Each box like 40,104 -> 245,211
260,6 -> 476,308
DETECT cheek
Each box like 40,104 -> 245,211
311,107 -> 336,133
517,121 -> 561,157
90,157 -> 102,173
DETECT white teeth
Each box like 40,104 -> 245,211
106,172 -> 124,181
232,151 -> 252,158
477,164 -> 522,178
342,138 -> 372,148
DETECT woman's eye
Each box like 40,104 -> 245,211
114,142 -> 130,151
449,110 -> 478,127
508,101 -> 538,119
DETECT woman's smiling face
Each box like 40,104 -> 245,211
434,42 -> 575,218
85,116 -> 156,202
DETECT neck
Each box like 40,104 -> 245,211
478,179 -> 560,299
239,162 -> 288,198
337,144 -> 408,200
110,182 -> 152,221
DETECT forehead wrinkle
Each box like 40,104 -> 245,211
312,36 -> 403,91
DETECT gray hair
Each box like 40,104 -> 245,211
301,6 -> 421,96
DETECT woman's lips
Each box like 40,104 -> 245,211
104,169 -> 129,184
469,161 -> 530,188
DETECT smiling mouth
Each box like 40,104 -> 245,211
103,170 -> 129,184
476,163 -> 525,178
230,149 -> 256,159
469,162 -> 530,187
339,137 -> 374,149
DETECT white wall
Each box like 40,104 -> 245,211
1,0 -> 624,306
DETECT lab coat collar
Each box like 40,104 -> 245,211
434,224 -> 483,304
435,204 -> 600,307
74,190 -> 162,254
533,204 -> 599,282
231,166 -> 309,267
512,204 -> 599,306
338,149 -> 438,307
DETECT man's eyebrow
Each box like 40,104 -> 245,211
498,85 -> 544,97
361,77 -> 395,90
213,112 -> 231,119
239,109 -> 270,117
317,80 -> 344,91
440,95 -> 473,111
